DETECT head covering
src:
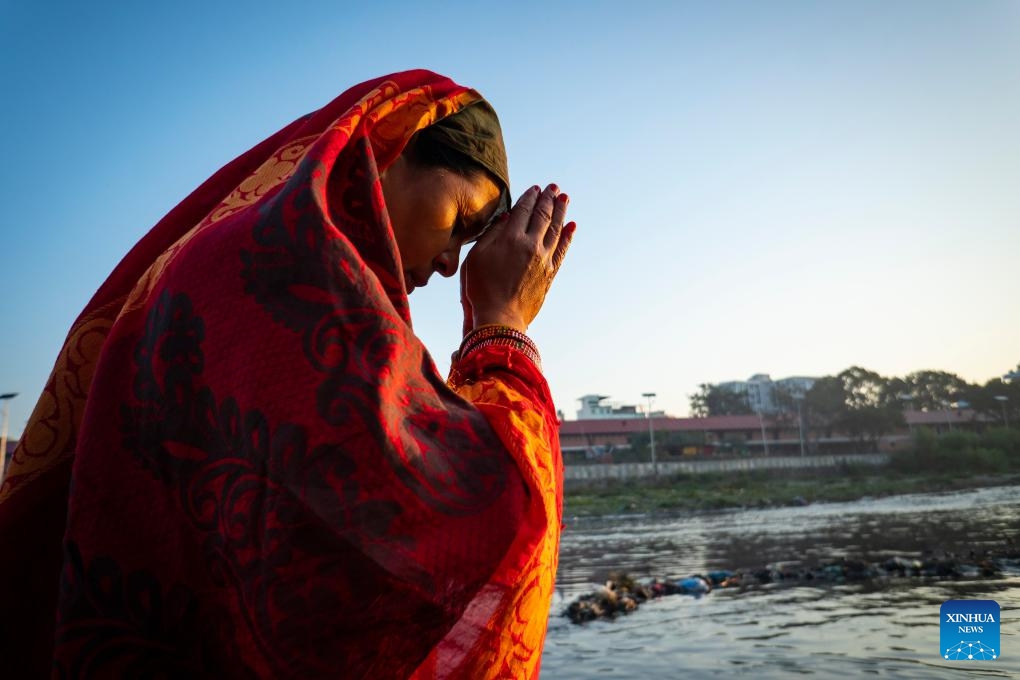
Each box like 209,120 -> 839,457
427,100 -> 512,215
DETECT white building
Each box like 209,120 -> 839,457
576,394 -> 664,420
576,394 -> 641,420
717,374 -> 817,414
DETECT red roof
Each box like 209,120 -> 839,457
904,409 -> 983,425
560,415 -> 763,435
560,410 -> 990,435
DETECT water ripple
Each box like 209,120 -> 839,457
545,484 -> 1020,678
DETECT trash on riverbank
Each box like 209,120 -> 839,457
563,550 -> 1020,624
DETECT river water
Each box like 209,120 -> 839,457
542,484 -> 1020,678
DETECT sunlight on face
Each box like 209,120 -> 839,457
380,155 -> 502,294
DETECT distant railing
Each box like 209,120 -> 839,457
563,453 -> 889,481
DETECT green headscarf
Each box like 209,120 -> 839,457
428,100 -> 512,215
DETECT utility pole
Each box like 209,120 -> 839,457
995,395 -> 1009,429
758,409 -> 770,457
796,396 -> 806,457
642,392 -> 657,476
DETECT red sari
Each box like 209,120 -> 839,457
0,70 -> 562,679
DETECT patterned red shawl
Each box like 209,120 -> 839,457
0,70 -> 562,679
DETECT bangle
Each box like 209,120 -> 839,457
460,324 -> 528,354
456,324 -> 541,369
464,337 -> 542,370
460,324 -> 535,357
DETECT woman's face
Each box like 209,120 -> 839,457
380,155 -> 503,294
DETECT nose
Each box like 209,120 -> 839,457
432,245 -> 462,278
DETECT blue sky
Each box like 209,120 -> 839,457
1,1 -> 1018,436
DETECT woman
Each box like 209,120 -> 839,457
0,70 -> 573,678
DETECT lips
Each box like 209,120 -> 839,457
404,273 -> 425,294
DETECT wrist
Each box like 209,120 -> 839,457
472,311 -> 527,333
456,324 -> 542,370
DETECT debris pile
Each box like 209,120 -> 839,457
564,551 -> 1020,624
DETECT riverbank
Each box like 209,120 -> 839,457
546,485 -> 1020,678
563,467 -> 1020,517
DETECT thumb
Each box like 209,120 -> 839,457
475,210 -> 511,247
459,266 -> 473,337
551,221 -> 577,271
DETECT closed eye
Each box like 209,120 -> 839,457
454,215 -> 488,245
461,207 -> 506,245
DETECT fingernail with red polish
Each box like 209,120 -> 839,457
531,185 -> 541,193
557,193 -> 569,203
548,183 -> 559,193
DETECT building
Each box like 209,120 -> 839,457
576,394 -> 644,420
560,414 -> 766,461
717,374 -> 818,414
558,409 -> 988,464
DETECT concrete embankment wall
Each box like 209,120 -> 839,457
564,453 -> 889,486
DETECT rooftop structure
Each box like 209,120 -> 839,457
576,394 -> 643,420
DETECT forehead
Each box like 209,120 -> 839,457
454,173 -> 503,242
460,169 -> 501,203
459,171 -> 503,221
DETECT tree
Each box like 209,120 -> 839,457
689,384 -> 711,418
802,371 -> 903,448
689,383 -> 753,417
770,384 -> 802,433
880,377 -> 910,409
840,405 -> 904,448
838,366 -> 887,410
902,370 -> 971,410
960,375 -> 1020,426
803,376 -> 846,435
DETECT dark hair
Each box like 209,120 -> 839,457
405,125 -> 487,179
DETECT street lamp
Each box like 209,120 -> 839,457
794,394 -> 806,457
994,396 -> 1009,429
897,393 -> 914,433
757,408 -> 770,457
642,392 -> 657,476
942,401 -> 954,433
0,392 -> 18,483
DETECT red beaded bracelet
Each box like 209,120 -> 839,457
455,324 -> 541,369
464,337 -> 542,369
461,325 -> 533,356
460,324 -> 536,355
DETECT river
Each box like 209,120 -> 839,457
541,484 -> 1020,678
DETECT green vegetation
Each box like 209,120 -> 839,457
564,428 -> 1020,518
688,363 -> 1020,449
889,427 -> 1020,475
